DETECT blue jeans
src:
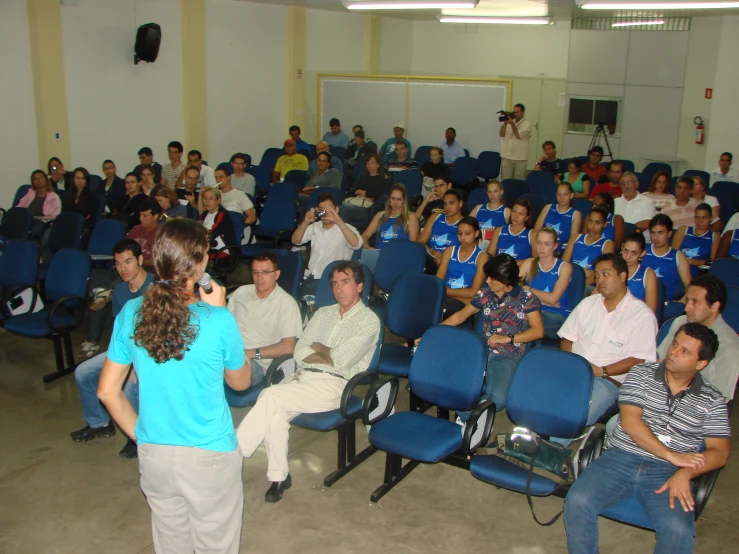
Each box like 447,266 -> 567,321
541,310 -> 566,339
250,359 -> 266,388
457,353 -> 520,421
551,378 -> 620,446
565,448 -> 695,554
86,303 -> 110,343
75,352 -> 139,428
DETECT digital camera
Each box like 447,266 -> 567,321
498,110 -> 514,122
314,208 -> 326,220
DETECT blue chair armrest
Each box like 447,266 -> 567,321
48,295 -> 87,332
463,400 -> 496,455
338,370 -> 376,419
360,375 -> 399,425
263,354 -> 295,387
692,467 -> 721,518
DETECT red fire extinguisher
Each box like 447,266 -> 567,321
694,116 -> 705,145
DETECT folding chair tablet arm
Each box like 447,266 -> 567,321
48,295 -> 87,333
462,400 -> 496,456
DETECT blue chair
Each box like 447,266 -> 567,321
470,348 -> 600,503
567,263 -> 587,311
526,172 -> 557,204
368,325 -> 494,502
394,170 -> 422,198
708,258 -> 739,288
284,170 -> 308,189
315,260 -> 373,309
684,169 -> 710,185
450,157 -> 479,190
240,195 -> 297,258
414,146 -> 432,167
88,174 -> 102,194
372,240 -> 426,295
0,207 -> 32,240
247,165 -> 272,196
578,156 -> 590,165
185,204 -> 199,221
572,199 -> 593,222
639,163 -> 672,193
656,316 -> 676,347
227,210 -> 246,246
307,187 -> 344,209
613,159 -> 635,173
329,145 -> 346,160
353,156 -> 367,183
708,186 -> 735,226
273,249 -> 305,300
37,212 -> 85,281
624,222 -> 637,236
0,240 -> 40,323
86,218 -> 127,258
518,193 -> 547,222
656,279 -> 666,327
4,248 -> 91,383
268,182 -> 299,201
224,354 -> 297,409
260,147 -> 283,170
723,286 -> 739,333
502,179 -> 528,208
291,325 -> 394,487
12,185 -> 31,207
216,162 -> 234,175
467,187 -> 488,210
711,181 -> 739,215
477,151 -> 501,181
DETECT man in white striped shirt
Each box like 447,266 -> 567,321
565,322 -> 730,554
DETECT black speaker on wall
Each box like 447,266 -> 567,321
134,23 -> 161,64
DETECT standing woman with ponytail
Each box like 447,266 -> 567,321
98,219 -> 251,554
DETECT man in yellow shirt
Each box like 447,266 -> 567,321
272,139 -> 309,183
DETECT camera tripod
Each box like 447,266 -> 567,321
588,123 -> 614,161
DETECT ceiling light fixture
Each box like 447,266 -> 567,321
440,16 -> 553,24
611,19 -> 665,25
580,2 -> 739,9
345,2 -> 478,10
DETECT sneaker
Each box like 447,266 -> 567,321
89,290 -> 112,311
70,422 -> 116,442
78,342 -> 100,360
119,438 -> 138,459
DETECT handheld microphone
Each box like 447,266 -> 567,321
197,273 -> 213,294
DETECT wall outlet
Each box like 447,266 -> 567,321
54,132 -> 62,141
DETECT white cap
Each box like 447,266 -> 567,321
394,123 -> 405,130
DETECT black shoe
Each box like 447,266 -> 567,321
119,438 -> 138,459
264,474 -> 292,503
70,422 -> 116,442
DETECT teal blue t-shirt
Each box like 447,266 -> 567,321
107,297 -> 246,452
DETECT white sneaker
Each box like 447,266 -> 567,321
79,342 -> 100,360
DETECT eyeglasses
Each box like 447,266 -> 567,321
621,181 -> 637,185
252,270 -> 277,277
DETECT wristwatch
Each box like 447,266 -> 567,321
507,333 -> 515,344
254,348 -> 262,360
601,366 -> 609,378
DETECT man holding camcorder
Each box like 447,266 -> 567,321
499,103 -> 532,181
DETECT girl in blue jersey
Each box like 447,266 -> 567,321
621,231 -> 658,313
520,227 -> 573,338
360,184 -> 419,271
418,188 -> 464,268
487,199 -> 534,262
563,206 -> 614,286
437,216 -> 489,317
534,183 -> 582,254
643,213 -> 692,302
592,192 -> 625,250
672,203 -> 719,276
470,180 -> 510,252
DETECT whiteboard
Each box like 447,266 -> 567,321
319,75 -> 510,157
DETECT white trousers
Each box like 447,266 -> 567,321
236,371 -> 345,482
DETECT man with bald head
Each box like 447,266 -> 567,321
309,141 -> 343,174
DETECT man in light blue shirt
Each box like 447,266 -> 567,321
440,127 -> 465,165
709,152 -> 739,186
322,118 -> 350,149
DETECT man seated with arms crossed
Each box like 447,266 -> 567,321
556,253 -> 658,442
272,139 -> 309,183
237,261 -> 380,503
291,193 -> 362,296
71,239 -> 155,458
565,322 -> 730,554
227,252 -> 302,389
657,274 -> 739,402
614,171 -> 656,232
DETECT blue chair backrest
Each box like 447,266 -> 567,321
477,151 -> 501,180
467,187 -> 488,209
708,188 -> 734,225
373,240 -> 426,292
518,193 -> 547,222
247,165 -> 271,194
13,185 -> 31,207
283,170 -> 307,188
260,147 -> 283,169
185,204 -> 199,220
329,145 -> 346,160
385,273 -> 445,338
450,157 -> 478,187
506,348 -> 594,439
711,181 -> 739,213
258,195 -> 297,237
308,187 -> 344,209
572,198 -> 593,221
0,240 -> 38,289
228,210 -> 245,244
578,156 -> 589,165
0,207 -> 32,240
414,146 -> 432,167
684,169 -> 710,184
394,170 -> 422,198
656,279 -> 666,326
640,163 -> 672,193
217,162 -> 234,175
708,258 -> 739,288
91,194 -> 107,225
723,286 -> 739,333
526,172 -> 557,204
367,323 -> 385,373
315,260 -> 373,309
567,263 -> 586,311
48,212 -> 84,255
502,179 -> 527,208
45,248 -> 91,302
87,218 -> 127,256
409,326 -> 488,410
624,222 -> 637,236
657,317 -> 676,348
613,159 -> 635,173
353,157 -> 367,183
272,249 -> 305,299
268,182 -> 299,201
88,174 -> 102,194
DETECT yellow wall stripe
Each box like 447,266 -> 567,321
181,0 -> 208,158
286,6 -> 307,133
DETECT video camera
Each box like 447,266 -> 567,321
498,110 -> 514,122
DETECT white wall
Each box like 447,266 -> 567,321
0,0 -> 39,206
205,0 -> 287,166
61,0 -> 183,175
379,16 -> 413,75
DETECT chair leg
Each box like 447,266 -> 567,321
42,334 -> 77,384
370,453 -> 419,503
323,422 -> 377,488
63,332 -> 75,369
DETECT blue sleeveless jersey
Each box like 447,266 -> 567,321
497,225 -> 532,260
428,215 -> 460,253
680,226 -> 713,276
542,205 -> 576,253
529,258 -> 569,315
376,214 -> 410,249
627,263 -> 649,301
446,246 -> 482,289
642,245 -> 682,300
730,230 -> 739,260
571,234 -> 608,271
476,204 -> 507,241
603,213 -> 615,242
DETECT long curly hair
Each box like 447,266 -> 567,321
134,219 -> 209,363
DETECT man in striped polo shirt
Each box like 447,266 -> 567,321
565,323 -> 730,554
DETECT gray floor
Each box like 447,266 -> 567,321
1,280 -> 738,553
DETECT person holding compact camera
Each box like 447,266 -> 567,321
499,103 -> 532,181
291,193 -> 363,296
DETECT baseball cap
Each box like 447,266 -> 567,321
394,123 -> 405,130
284,139 -> 296,146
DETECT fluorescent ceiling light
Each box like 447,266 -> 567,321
440,16 -> 552,24
345,2 -> 478,10
442,7 -> 548,17
581,2 -> 739,9
611,19 -> 665,25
